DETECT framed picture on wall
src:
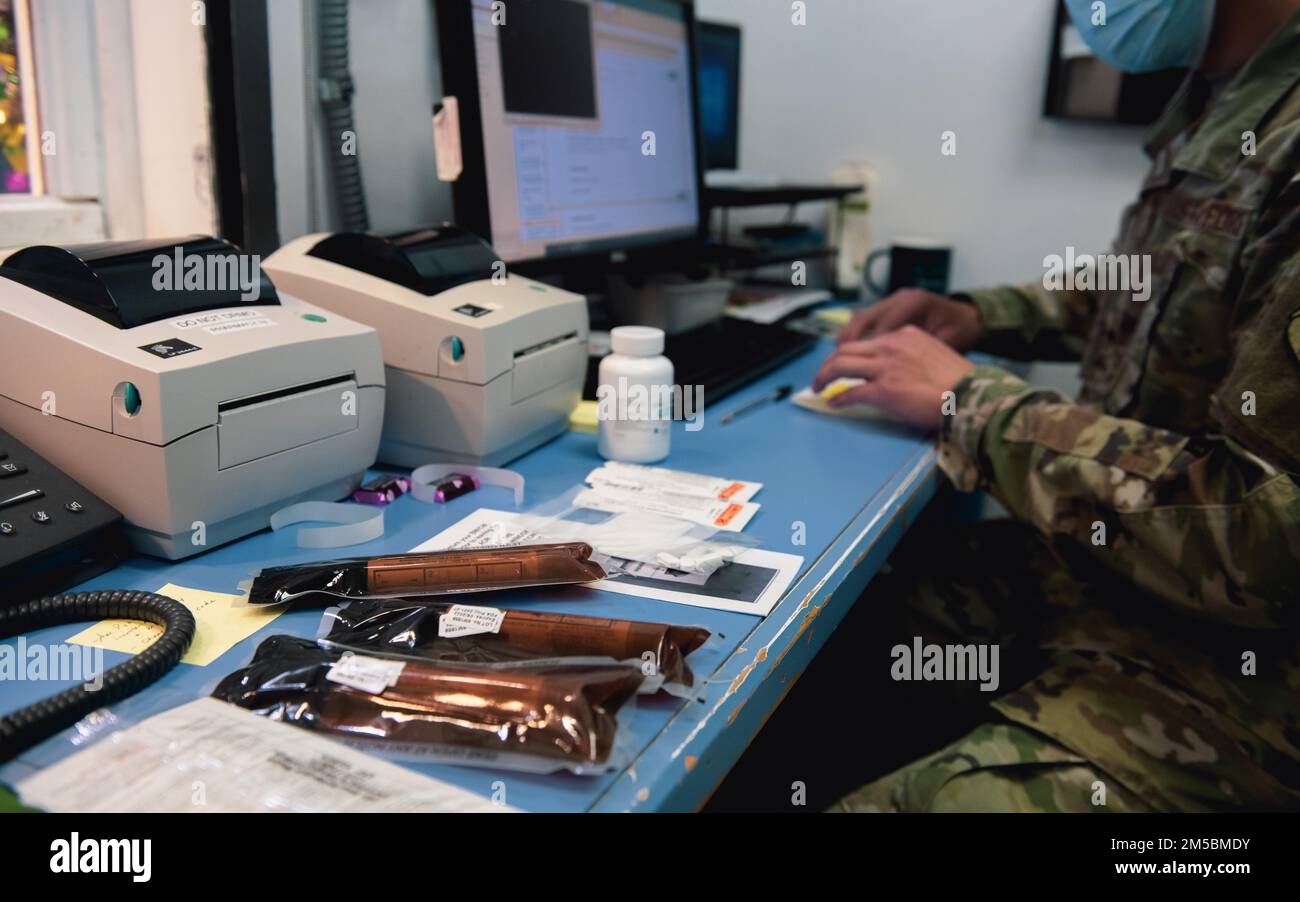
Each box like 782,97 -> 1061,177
1043,0 -> 1186,124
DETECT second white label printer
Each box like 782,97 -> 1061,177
264,227 -> 589,467
0,237 -> 386,559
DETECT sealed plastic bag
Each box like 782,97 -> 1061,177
14,696 -> 511,813
244,542 -> 607,606
212,635 -> 644,774
316,598 -> 711,696
514,486 -> 759,575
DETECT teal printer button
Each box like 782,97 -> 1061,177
451,337 -> 465,361
123,383 -> 141,416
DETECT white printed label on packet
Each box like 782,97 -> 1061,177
326,653 -> 405,694
585,463 -> 762,503
171,309 -> 269,331
574,486 -> 758,533
438,604 -> 506,638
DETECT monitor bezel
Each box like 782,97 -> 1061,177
435,0 -> 707,274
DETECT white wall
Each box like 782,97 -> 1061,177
350,0 -> 449,232
125,0 -> 217,238
267,0 -> 318,241
696,0 -> 1151,290
0,0 -> 214,247
270,0 -> 1151,289
270,0 -> 450,241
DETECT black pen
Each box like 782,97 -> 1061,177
721,385 -> 794,425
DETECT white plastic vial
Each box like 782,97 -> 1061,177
597,326 -> 674,464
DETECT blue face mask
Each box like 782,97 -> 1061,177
1064,0 -> 1218,73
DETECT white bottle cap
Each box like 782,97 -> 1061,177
610,326 -> 665,356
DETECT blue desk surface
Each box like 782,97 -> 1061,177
0,342 -> 939,812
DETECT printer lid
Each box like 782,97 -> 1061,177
307,225 -> 501,297
0,236 -> 280,329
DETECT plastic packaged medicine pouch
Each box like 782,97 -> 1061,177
514,485 -> 761,575
244,543 -> 607,606
317,598 -> 712,696
211,635 -> 644,775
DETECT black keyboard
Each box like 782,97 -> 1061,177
586,318 -> 818,407
0,428 -> 128,602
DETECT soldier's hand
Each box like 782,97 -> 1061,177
814,325 -> 976,431
838,289 -> 984,351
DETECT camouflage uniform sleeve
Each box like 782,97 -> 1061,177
960,283 -> 1094,362
938,364 -> 1300,629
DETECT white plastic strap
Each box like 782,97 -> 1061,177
410,463 -> 525,506
269,501 -> 385,549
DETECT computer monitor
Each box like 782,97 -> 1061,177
696,21 -> 741,172
439,0 -> 703,265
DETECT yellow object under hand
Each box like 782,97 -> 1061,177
815,307 -> 855,327
792,379 -> 904,424
819,379 -> 861,401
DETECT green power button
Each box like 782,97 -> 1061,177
450,337 -> 465,361
302,313 -> 327,323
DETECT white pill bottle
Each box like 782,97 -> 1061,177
597,326 -> 674,464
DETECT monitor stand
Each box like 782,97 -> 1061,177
705,169 -> 782,189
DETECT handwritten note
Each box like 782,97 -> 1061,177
66,583 -> 282,667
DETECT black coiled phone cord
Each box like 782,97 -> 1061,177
0,591 -> 196,764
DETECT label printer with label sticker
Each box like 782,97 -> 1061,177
0,237 -> 386,559
264,226 -> 588,467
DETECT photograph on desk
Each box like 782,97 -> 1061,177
0,0 -> 1296,879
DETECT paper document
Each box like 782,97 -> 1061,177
727,288 -> 833,325
17,698 -> 512,813
413,509 -> 802,616
66,583 -> 282,667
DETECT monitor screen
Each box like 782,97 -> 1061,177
469,0 -> 700,263
696,21 -> 740,171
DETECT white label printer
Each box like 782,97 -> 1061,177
264,227 -> 589,467
0,237 -> 386,559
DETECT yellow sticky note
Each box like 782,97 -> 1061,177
66,583 -> 282,667
815,307 -> 855,326
569,399 -> 599,434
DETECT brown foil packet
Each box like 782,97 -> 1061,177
246,543 -> 607,606
320,599 -> 712,692
212,635 -> 644,773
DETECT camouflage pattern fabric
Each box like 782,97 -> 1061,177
833,521 -> 1300,812
832,723 -> 1152,814
841,13 -> 1300,812
939,367 -> 1300,629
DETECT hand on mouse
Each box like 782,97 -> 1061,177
814,325 -> 977,431
838,289 -> 984,351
